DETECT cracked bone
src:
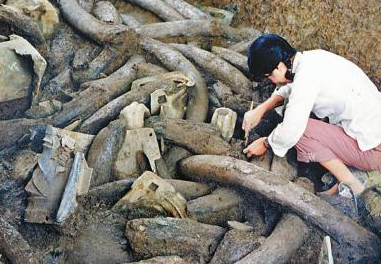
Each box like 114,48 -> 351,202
113,171 -> 187,218
150,83 -> 188,119
119,102 -> 150,130
24,126 -> 94,224
114,128 -> 161,179
56,152 -> 93,223
211,107 -> 237,142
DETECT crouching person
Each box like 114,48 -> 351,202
242,34 -> 381,196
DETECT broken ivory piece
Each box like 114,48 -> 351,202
56,152 -> 93,223
24,126 -> 94,224
114,128 -> 161,179
119,102 -> 150,130
211,107 -> 237,142
318,236 -> 334,264
0,35 -> 46,105
150,83 -> 188,119
139,37 -> 208,122
113,171 -> 187,218
227,221 -> 254,232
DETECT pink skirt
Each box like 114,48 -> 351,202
295,118 -> 381,171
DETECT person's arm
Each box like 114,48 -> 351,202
242,94 -> 284,133
268,79 -> 321,157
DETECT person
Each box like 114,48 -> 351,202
242,34 -> 381,196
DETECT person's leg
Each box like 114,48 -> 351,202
320,159 -> 364,195
295,118 -> 380,195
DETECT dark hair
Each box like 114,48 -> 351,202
248,34 -> 297,82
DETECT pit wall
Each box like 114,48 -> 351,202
189,0 -> 381,87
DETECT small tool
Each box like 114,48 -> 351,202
244,100 -> 254,146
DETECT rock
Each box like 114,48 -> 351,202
11,150 -> 38,181
187,187 -> 244,226
87,120 -> 125,187
209,228 -> 264,264
125,217 -> 225,263
165,179 -> 212,201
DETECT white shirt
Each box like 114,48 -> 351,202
268,50 -> 381,157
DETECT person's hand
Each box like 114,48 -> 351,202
242,106 -> 265,135
243,137 -> 268,158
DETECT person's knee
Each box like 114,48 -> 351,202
295,138 -> 335,163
